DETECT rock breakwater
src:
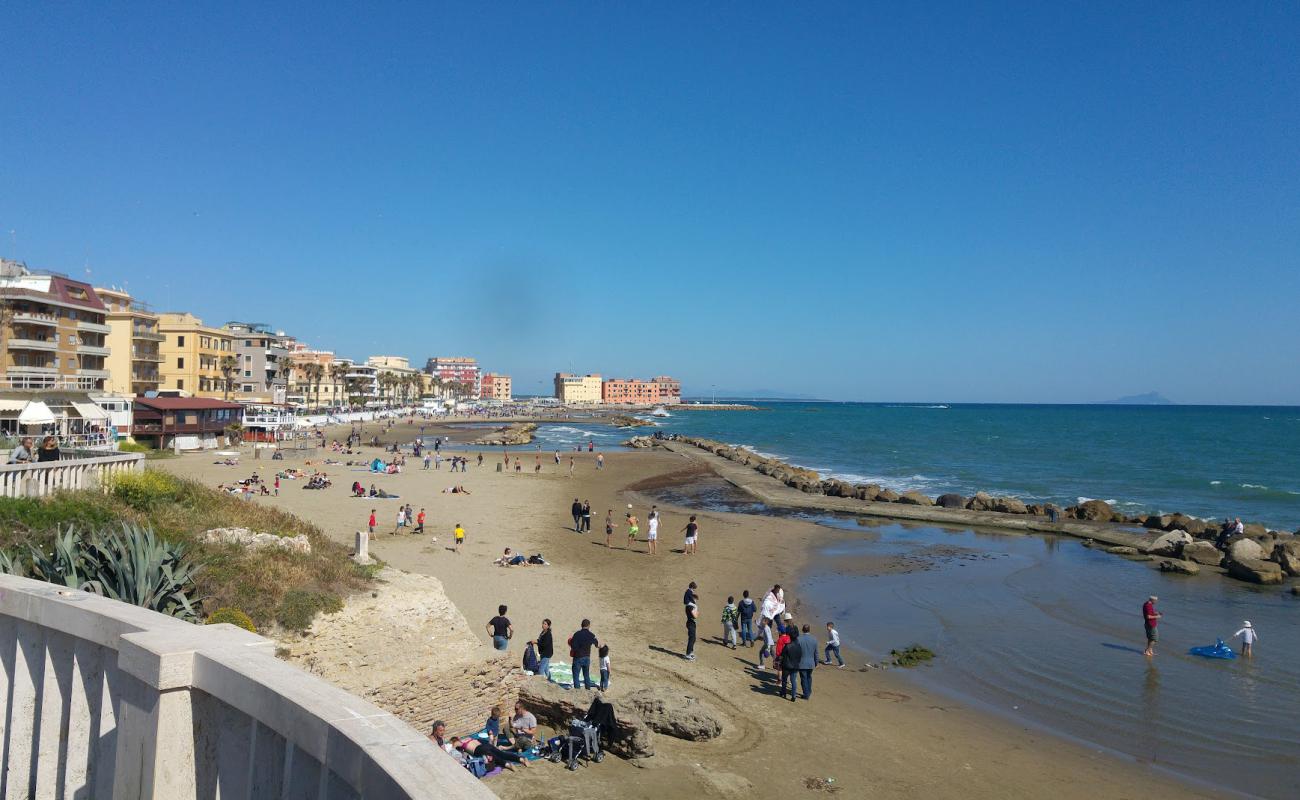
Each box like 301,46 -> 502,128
471,422 -> 537,446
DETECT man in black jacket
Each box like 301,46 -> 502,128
537,619 -> 554,680
571,498 -> 583,531
778,630 -> 802,701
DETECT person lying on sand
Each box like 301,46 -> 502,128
493,548 -> 530,567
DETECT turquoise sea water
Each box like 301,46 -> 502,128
634,403 -> 1300,531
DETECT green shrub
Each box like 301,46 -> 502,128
275,589 -> 344,632
890,645 -> 936,667
0,495 -> 118,546
110,470 -> 182,511
206,607 -> 257,632
116,441 -> 151,453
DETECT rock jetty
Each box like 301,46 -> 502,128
471,422 -> 537,446
608,414 -> 654,428
655,435 -> 1298,589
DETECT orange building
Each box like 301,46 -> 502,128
481,372 -> 512,402
601,376 -> 681,405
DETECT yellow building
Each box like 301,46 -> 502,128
95,286 -> 164,396
0,259 -> 110,390
553,373 -> 602,404
481,372 -> 512,401
157,313 -> 236,398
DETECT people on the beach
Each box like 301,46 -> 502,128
682,515 -> 699,555
487,604 -> 512,650
1143,595 -> 1162,657
823,621 -> 844,667
598,644 -> 611,690
484,705 -> 503,745
776,621 -> 800,700
647,505 -> 659,555
738,590 -> 756,647
367,509 -> 376,539
7,437 -> 34,464
796,624 -> 818,699
459,736 -> 528,769
581,500 -> 592,532
1232,620 -> 1258,657
510,701 -> 538,751
683,580 -> 698,606
537,619 -> 554,680
571,498 -> 583,532
415,507 -> 426,534
684,598 -> 699,660
605,509 -> 614,547
569,619 -> 599,689
597,452 -> 604,470
626,510 -> 639,550
454,522 -> 466,553
758,617 -> 775,671
722,596 -> 739,649
761,585 -> 785,631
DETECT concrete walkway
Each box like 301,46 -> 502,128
659,442 -> 1154,550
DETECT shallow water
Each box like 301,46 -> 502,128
802,517 -> 1300,799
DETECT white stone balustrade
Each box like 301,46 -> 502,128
0,573 -> 494,799
0,453 -> 144,498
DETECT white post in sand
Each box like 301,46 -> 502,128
353,530 -> 371,564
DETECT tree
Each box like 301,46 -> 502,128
329,362 -> 349,410
219,355 -> 239,401
301,362 -> 325,410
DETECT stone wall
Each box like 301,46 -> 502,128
368,654 -> 526,737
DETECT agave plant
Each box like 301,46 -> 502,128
26,526 -> 97,590
84,524 -> 202,622
0,548 -> 26,577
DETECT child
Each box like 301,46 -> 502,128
758,618 -> 775,671
824,621 -> 844,667
415,507 -> 426,534
1232,620 -> 1259,657
722,596 -> 739,649
454,523 -> 465,553
605,509 -> 614,548
273,476 -> 280,496
626,512 -> 639,550
599,644 -> 611,690
395,507 -> 405,533
738,590 -> 756,647
367,509 -> 376,540
485,706 -> 503,745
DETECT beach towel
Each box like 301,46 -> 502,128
547,661 -> 574,687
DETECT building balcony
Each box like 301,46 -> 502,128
74,319 -> 111,334
1,373 -> 96,391
131,351 -> 165,362
77,368 -> 111,379
132,329 -> 166,342
4,365 -> 58,375
10,312 -> 58,327
6,338 -> 59,351
77,344 -> 111,357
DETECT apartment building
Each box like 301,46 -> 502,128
287,349 -> 354,409
424,356 -> 481,398
157,313 -> 236,399
0,259 -> 110,391
95,286 -> 164,396
480,372 -> 512,402
224,321 -> 292,403
553,373 -> 602,404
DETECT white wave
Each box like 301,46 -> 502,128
1241,484 -> 1269,490
1077,497 -> 1118,505
1209,480 -> 1222,485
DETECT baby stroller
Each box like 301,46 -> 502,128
546,698 -> 615,770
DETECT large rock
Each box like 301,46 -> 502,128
820,479 -> 856,498
1157,559 -> 1200,575
621,688 -> 723,741
1226,558 -> 1285,585
518,680 -> 654,758
202,527 -> 311,553
875,488 -> 901,503
992,497 -> 1028,514
935,493 -> 966,509
1271,540 -> 1300,577
1243,522 -> 1269,539
1144,514 -> 1173,531
1072,500 -> 1115,522
1228,538 -> 1265,563
1105,546 -> 1140,555
1181,541 -> 1224,567
1145,530 -> 1192,558
897,491 -> 934,506
965,492 -> 995,512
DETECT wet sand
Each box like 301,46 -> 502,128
160,420 -> 1224,799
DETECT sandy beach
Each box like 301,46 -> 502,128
160,419 -> 1225,799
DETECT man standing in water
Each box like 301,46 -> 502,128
1143,595 -> 1162,657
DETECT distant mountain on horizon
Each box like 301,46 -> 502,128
685,389 -> 824,401
1101,391 -> 1176,405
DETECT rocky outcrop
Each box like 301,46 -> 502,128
1181,541 -> 1224,566
472,422 -> 537,446
897,491 -> 934,506
518,681 -> 654,759
1228,538 -> 1265,563
935,493 -> 966,509
965,492 -> 995,512
1145,530 -> 1192,557
992,497 -> 1028,514
202,527 -> 311,553
609,414 -> 654,428
1271,540 -> 1300,577
621,688 -> 723,741
875,488 -> 901,503
1157,559 -> 1200,575
1105,546 -> 1140,555
623,436 -> 655,448
1070,500 -> 1115,522
1226,558 -> 1285,585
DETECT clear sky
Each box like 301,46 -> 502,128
2,3 -> 1297,404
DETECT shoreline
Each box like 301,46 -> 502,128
159,417 -> 1229,799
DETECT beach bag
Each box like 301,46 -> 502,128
465,756 -> 489,779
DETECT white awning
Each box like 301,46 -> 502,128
17,401 -> 56,426
0,399 -> 27,413
71,401 -> 110,421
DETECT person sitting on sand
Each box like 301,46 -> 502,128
493,548 -> 529,567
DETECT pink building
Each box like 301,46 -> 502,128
424,356 -> 481,398
601,376 -> 681,405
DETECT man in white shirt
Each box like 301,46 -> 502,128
647,506 -> 660,555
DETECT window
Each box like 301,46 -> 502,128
243,384 -> 254,392
178,335 -> 185,347
177,357 -> 185,369
177,379 -> 184,390
244,355 -> 251,363
243,370 -> 251,377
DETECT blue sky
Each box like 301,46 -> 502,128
2,3 -> 1297,403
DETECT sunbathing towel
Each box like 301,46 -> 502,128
547,661 -> 573,687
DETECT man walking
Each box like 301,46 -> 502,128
571,498 -> 583,532
1143,595 -> 1162,657
414,507 -> 426,534
778,623 -> 802,700
684,599 -> 699,661
581,500 -> 592,533
487,605 -> 513,651
537,619 -> 554,680
569,619 -> 599,689
681,515 -> 699,555
797,624 -> 818,699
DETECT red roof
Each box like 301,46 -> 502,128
134,396 -> 243,411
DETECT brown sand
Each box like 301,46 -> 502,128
160,422 -> 1223,799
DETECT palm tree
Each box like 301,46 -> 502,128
329,362 -> 349,410
301,362 -> 324,409
219,355 -> 238,401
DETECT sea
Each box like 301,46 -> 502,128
526,402 -> 1300,798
